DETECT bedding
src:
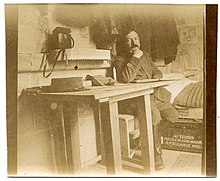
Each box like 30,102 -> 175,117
173,81 -> 203,108
164,77 -> 197,104
164,75 -> 203,120
164,76 -> 203,108
174,105 -> 203,120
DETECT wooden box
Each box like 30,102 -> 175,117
161,119 -> 203,153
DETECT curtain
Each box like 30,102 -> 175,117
90,5 -> 180,65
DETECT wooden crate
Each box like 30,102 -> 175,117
161,119 -> 203,153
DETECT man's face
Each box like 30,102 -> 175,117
124,31 -> 140,53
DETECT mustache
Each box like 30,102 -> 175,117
130,44 -> 139,48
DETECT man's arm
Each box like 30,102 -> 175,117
116,50 -> 143,83
114,56 -> 139,83
120,56 -> 142,82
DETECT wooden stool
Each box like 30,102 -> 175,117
119,114 -> 140,158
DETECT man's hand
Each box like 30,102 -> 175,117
132,50 -> 143,59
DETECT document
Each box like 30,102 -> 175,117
132,73 -> 185,83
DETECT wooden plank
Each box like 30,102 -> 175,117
38,81 -> 174,100
119,116 -> 130,157
122,155 -> 143,166
93,102 -> 105,163
47,102 -> 68,174
18,54 -> 111,72
6,4 -> 18,175
94,85 -> 153,100
137,95 -> 155,175
81,155 -> 102,169
93,81 -> 175,99
109,89 -> 153,103
100,101 -> 122,175
63,103 -> 74,173
122,159 -> 144,175
78,102 -> 98,164
68,102 -> 81,174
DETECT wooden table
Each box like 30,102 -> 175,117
37,80 -> 174,175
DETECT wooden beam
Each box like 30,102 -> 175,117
137,95 -> 155,175
100,101 -> 122,175
68,102 -> 81,174
93,102 -> 105,164
6,4 -> 18,175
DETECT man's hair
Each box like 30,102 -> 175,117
115,20 -> 137,56
116,28 -> 138,57
122,27 -> 136,37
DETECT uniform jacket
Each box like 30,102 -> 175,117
114,52 -> 171,103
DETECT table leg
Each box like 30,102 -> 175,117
137,94 -> 155,175
100,101 -> 122,175
93,102 -> 106,164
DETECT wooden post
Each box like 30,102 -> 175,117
93,102 -> 106,164
68,102 -> 81,174
137,94 -> 155,175
100,100 -> 122,175
6,4 -> 18,175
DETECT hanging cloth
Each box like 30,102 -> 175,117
149,9 -> 180,64
115,5 -> 180,64
129,6 -> 180,64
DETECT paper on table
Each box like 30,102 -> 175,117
132,73 -> 185,83
131,79 -> 160,83
161,73 -> 185,80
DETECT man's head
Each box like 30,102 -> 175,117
124,30 -> 141,54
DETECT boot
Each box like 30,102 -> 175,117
153,122 -> 165,170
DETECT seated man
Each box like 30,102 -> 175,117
114,29 -> 179,170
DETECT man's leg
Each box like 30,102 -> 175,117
153,122 -> 165,170
118,96 -> 166,170
154,97 -> 179,124
151,98 -> 165,170
125,96 -> 166,171
152,97 -> 179,170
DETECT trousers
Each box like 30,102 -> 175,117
118,94 -> 179,126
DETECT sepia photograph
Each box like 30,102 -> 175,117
5,2 -> 217,178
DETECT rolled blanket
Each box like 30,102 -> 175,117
173,81 -> 203,108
